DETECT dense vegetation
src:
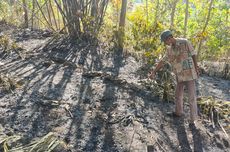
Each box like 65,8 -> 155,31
0,0 -> 229,61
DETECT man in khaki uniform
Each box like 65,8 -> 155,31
149,30 -> 199,124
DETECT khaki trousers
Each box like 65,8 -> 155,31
175,80 -> 198,122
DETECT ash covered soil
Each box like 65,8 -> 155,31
0,24 -> 230,152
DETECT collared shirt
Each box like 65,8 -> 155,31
162,38 -> 198,82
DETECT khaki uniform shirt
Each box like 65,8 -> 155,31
163,38 -> 198,82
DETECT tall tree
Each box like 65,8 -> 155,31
118,0 -> 127,50
53,0 -> 109,38
184,0 -> 189,37
146,0 -> 148,23
119,0 -> 127,27
31,0 -> 36,29
22,0 -> 28,28
226,2 -> 229,23
197,0 -> 214,58
49,0 -> 58,30
170,0 -> 179,30
91,0 -> 98,18
154,0 -> 160,27
61,0 -> 81,37
46,1 -> 52,27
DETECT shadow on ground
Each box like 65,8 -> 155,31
0,32 -> 229,152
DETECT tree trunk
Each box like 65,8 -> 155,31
35,0 -> 54,31
22,0 -> 29,28
61,0 -> 81,37
184,0 -> 189,37
31,0 -> 36,29
170,0 -> 178,30
119,0 -> 127,27
56,2 -> 61,30
91,0 -> 98,17
226,6 -> 229,23
154,0 -> 160,27
55,0 -> 108,38
146,0 -> 148,23
118,0 -> 127,50
54,0 -> 67,33
49,0 -> 58,30
96,0 -> 109,32
197,0 -> 214,59
46,0 -> 52,27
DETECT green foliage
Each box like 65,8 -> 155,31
0,0 -> 229,60
102,0 -> 229,62
126,3 -> 164,65
204,4 -> 230,60
0,1 -> 23,25
0,34 -> 26,59
156,62 -> 175,102
0,35 -> 10,51
140,62 -> 175,102
198,96 -> 230,127
0,1 -> 8,20
0,74 -> 20,92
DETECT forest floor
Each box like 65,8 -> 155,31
0,23 -> 230,152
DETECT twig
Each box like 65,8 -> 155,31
210,108 -> 215,128
48,0 -> 59,30
35,0 -> 55,31
128,126 -> 136,152
64,107 -> 73,118
156,138 -> 167,152
12,0 -> 51,30
218,121 -> 229,139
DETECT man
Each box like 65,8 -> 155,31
149,30 -> 199,124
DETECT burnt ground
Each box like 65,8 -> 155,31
0,24 -> 230,152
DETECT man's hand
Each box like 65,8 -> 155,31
148,70 -> 156,79
195,66 -> 200,77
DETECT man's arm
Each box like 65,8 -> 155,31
149,60 -> 164,79
187,40 -> 199,76
192,55 -> 199,76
